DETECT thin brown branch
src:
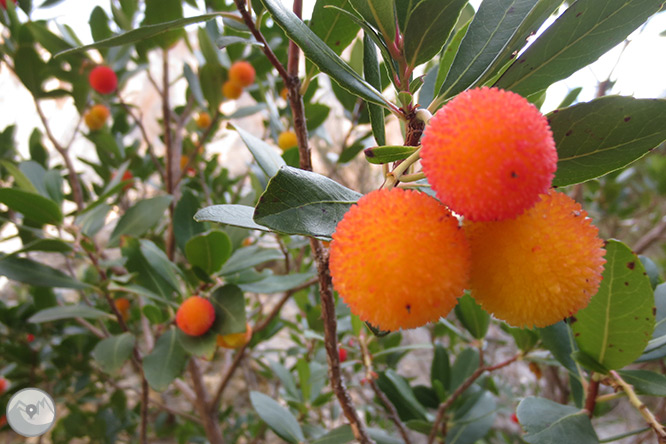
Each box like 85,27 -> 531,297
584,374 -> 600,418
140,377 -> 149,443
189,359 -> 225,444
209,345 -> 247,412
634,217 -> 666,254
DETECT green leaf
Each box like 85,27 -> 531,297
176,328 -> 217,359
364,145 -> 418,164
230,123 -> 286,178
28,305 -> 111,323
639,282 -> 666,361
14,46 -> 46,95
185,230 -> 232,275
431,344 -> 450,394
10,238 -> 72,255
616,370 -> 666,397
122,237 -> 176,299
210,284 -> 247,336
571,350 -> 609,374
349,0 -> 396,43
447,391 -> 497,444
194,204 -> 272,232
89,6 -> 113,43
174,188 -> 207,253
108,195 -> 173,246
312,425 -> 354,444
55,13 -> 227,58
220,246 -> 284,276
549,96 -> 666,187
253,166 -> 362,238
0,188 -> 62,225
572,240 -> 655,370
250,391 -> 305,444
363,34 -> 385,146
304,103 -> 331,131
271,360 -> 301,401
495,0 -> 664,97
454,293 -> 490,339
238,272 -> 315,294
183,63 -> 207,111
0,160 -> 38,193
450,348 -> 479,392
199,62 -> 225,110
403,0 -> 467,68
0,256 -> 90,289
439,0 -> 559,100
517,397 -> 599,444
91,333 -> 136,374
538,321 -> 580,375
139,239 -> 182,293
503,324 -> 539,352
143,327 -> 188,391
260,0 -> 392,109
309,0 -> 360,61
376,370 -> 428,421
432,21 -> 469,104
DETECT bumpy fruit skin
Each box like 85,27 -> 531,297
195,112 -> 211,129
176,296 -> 216,336
421,87 -> 557,222
216,322 -> 252,349
222,80 -> 243,99
277,130 -> 298,151
465,189 -> 606,328
88,65 -> 118,94
228,61 -> 256,87
330,188 -> 471,331
84,104 -> 110,131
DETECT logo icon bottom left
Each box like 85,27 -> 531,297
6,388 -> 56,437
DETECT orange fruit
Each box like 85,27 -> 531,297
421,87 -> 557,221
277,130 -> 298,151
228,61 -> 256,87
114,297 -> 130,321
330,188 -> 471,331
216,322 -> 252,348
195,111 -> 211,129
465,189 -> 606,328
176,296 -> 216,336
84,104 -> 110,131
222,80 -> 243,99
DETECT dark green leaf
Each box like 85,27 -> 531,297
29,305 -> 111,323
92,333 -> 136,374
550,96 -> 666,187
194,204 -> 272,232
122,237 -> 175,299
517,397 -> 599,444
108,195 -> 173,246
77,203 -> 111,237
271,360 -> 301,401
231,123 -> 286,178
638,282 -> 666,361
219,246 -> 284,275
454,293 -> 490,339
503,324 -> 539,352
364,144 -> 417,164
250,391 -> 305,444
495,0 -> 663,97
185,230 -> 232,275
90,6 -> 113,42
199,62 -> 225,110
254,166 -> 362,238
0,256 -> 91,289
238,272 -> 315,294
0,188 -> 62,225
311,425 -> 354,444
572,240 -> 655,370
571,350 -> 609,374
0,160 -> 38,193
261,0 -> 392,109
338,140 -> 366,163
183,63 -> 207,109
176,328 -> 217,359
174,188 -> 207,252
538,321 -> 580,375
450,348 -> 479,392
448,391 -> 497,444
139,239 -> 182,293
309,0 -> 360,57
143,328 -> 188,391
55,13 -> 226,58
349,0 -> 396,42
14,46 -> 45,95
211,284 -> 246,336
10,238 -> 72,255
616,370 -> 666,397
403,0 -> 467,68
377,370 -> 428,421
363,34 -> 385,146
431,344 -> 450,393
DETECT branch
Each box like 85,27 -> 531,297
188,359 -> 225,444
584,374 -> 600,418
633,216 -> 666,254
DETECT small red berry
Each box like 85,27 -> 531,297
338,346 -> 348,362
89,65 -> 118,94
511,413 -> 519,424
27,333 -> 35,343
0,378 -> 7,394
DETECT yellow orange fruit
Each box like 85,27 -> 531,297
222,80 -> 243,99
330,188 -> 471,331
176,296 -> 216,336
195,111 -> 212,129
277,130 -> 298,151
84,104 -> 110,131
228,61 -> 256,87
421,87 -> 557,222
114,297 -> 130,321
465,189 -> 606,328
280,87 -> 288,101
216,322 -> 252,349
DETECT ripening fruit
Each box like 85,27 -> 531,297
176,296 -> 216,336
338,346 -> 348,362
26,333 -> 35,343
465,189 -> 606,328
421,87 -> 557,222
195,111 -> 211,129
228,61 -> 256,87
222,80 -> 243,99
280,87 -> 288,101
88,65 -> 118,94
84,104 -> 110,131
330,188 -> 471,331
216,322 -> 252,349
277,130 -> 298,151
114,297 -> 130,321
0,377 -> 7,394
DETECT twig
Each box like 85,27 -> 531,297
633,217 -> 666,254
209,344 -> 247,412
140,377 -> 149,444
584,374 -> 600,418
609,370 -> 666,442
189,359 -> 225,444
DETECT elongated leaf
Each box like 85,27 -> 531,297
185,230 -> 232,275
448,391 -> 497,444
10,238 -> 72,255
432,21 -> 469,103
253,166 -> 363,238
617,370 -> 666,397
143,328 -> 188,391
403,0 -> 467,68
174,188 -> 207,252
219,246 -> 284,275
139,239 -> 181,293
260,0 -> 391,109
454,293 -> 490,340
0,256 -> 90,289
250,391 -> 304,444
210,284 -> 246,336
55,13 -> 227,58
239,272 -> 315,294
109,195 -> 173,246
376,370 -> 428,421
440,0 -> 556,100
349,0 -> 395,42
231,123 -> 285,178
639,282 -> 666,361
364,145 -> 418,164
122,237 -> 175,299
194,204 -> 271,232
431,345 -> 450,395
309,0 -> 359,57
572,240 -> 655,370
549,96 -> 666,187
517,397 -> 599,444
92,332 -> 136,374
0,188 -> 62,225
538,321 -> 580,375
0,160 -> 38,193
29,305 -> 111,323
495,0 -> 663,97
312,425 -> 354,444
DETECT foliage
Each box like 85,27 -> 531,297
1,0 -> 666,443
